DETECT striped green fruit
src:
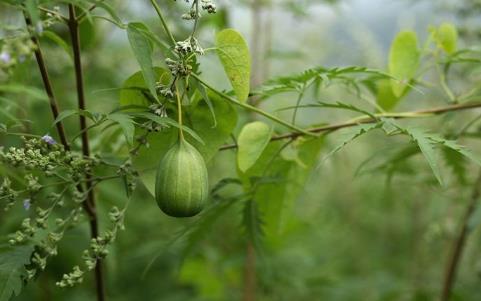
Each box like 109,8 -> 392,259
155,139 -> 208,217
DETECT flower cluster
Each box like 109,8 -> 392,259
57,206 -> 126,288
166,58 -> 193,76
175,37 -> 204,55
0,137 -> 97,179
180,0 -> 217,20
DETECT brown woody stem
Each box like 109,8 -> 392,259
68,5 -> 105,301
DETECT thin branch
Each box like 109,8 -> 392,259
219,100 -> 481,150
440,170 -> 481,301
23,13 -> 70,150
150,0 -> 176,46
192,73 -> 317,137
68,5 -> 105,301
38,6 -> 68,22
76,2 -> 101,23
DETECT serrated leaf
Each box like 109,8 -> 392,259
430,136 -> 481,166
237,121 -> 272,172
394,125 -> 443,185
0,244 -> 34,301
256,66 -> 391,100
127,22 -> 158,102
216,29 -> 251,103
442,147 -> 467,185
388,31 -> 420,97
435,22 -> 458,54
323,123 -> 380,161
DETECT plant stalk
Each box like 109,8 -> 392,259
24,14 -> 70,149
68,5 -> 105,301
219,100 -> 481,150
191,73 -> 317,137
150,0 -> 176,47
440,170 -> 481,301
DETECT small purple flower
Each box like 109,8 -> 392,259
41,134 -> 56,145
0,51 -> 11,64
23,199 -> 31,210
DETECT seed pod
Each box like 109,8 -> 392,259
155,139 -> 208,217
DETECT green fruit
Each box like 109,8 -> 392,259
155,139 -> 208,217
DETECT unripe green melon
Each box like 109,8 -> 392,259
155,139 -> 208,217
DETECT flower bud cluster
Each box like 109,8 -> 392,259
57,206 -> 126,288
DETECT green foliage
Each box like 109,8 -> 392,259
237,121 -> 272,172
433,22 -> 458,54
2,1 -> 481,300
215,29 -> 251,103
376,79 -> 400,111
126,22 -> 159,102
119,68 -> 171,108
132,93 -> 237,195
257,66 -> 391,101
388,31 -> 420,97
0,244 -> 33,301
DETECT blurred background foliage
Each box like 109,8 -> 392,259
1,0 -> 481,300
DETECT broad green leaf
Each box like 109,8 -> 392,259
0,84 -> 48,101
237,121 -> 272,172
242,137 -> 324,238
0,244 -> 34,301
127,22 -> 158,102
133,93 -> 237,195
191,77 -> 217,127
42,31 -> 73,61
435,23 -> 458,54
94,1 -> 123,25
216,29 -> 251,103
376,79 -> 400,111
388,31 -> 420,97
107,113 -> 135,145
133,112 -> 204,145
119,68 -> 171,108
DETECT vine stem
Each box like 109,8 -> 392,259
175,83 -> 184,140
191,73 -> 317,137
219,100 -> 481,150
150,0 -> 177,47
440,170 -> 481,301
68,5 -> 105,301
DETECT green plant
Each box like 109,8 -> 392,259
1,1 -> 481,301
